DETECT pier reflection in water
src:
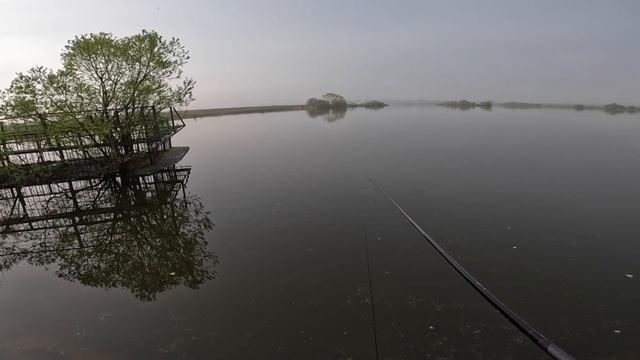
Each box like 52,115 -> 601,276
0,165 -> 216,301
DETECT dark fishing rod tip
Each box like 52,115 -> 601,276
547,343 -> 576,360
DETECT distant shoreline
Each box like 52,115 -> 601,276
176,100 -> 640,120
389,100 -> 639,115
177,105 -> 305,119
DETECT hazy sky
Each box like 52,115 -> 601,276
1,0 -> 639,108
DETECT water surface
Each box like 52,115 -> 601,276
1,106 -> 639,359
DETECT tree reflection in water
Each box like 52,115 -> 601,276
305,106 -> 348,122
0,166 -> 216,301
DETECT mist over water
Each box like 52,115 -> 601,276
2,1 -> 640,107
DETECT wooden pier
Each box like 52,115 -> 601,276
0,106 -> 216,301
0,106 -> 188,187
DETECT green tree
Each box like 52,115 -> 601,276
0,30 -> 194,116
321,92 -> 348,109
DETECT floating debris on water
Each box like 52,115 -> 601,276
428,326 -> 435,330
624,274 -> 634,279
512,246 -> 517,250
613,329 -> 622,334
98,313 -> 112,322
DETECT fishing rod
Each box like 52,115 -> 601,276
363,226 -> 380,360
367,177 -> 576,360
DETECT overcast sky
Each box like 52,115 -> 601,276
1,0 -> 639,108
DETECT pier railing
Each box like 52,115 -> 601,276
0,106 -> 186,183
0,106 -> 185,165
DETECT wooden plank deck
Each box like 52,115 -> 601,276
0,146 -> 190,188
130,146 -> 189,176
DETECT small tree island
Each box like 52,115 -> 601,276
306,93 -> 388,111
304,93 -> 387,122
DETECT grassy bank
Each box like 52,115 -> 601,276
178,105 -> 305,119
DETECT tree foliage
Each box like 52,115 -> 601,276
0,30 -> 194,116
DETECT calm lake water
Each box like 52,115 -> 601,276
1,106 -> 639,359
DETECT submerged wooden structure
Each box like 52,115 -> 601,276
0,106 -> 188,186
1,165 -> 191,236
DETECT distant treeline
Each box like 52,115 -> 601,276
437,100 -> 638,115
